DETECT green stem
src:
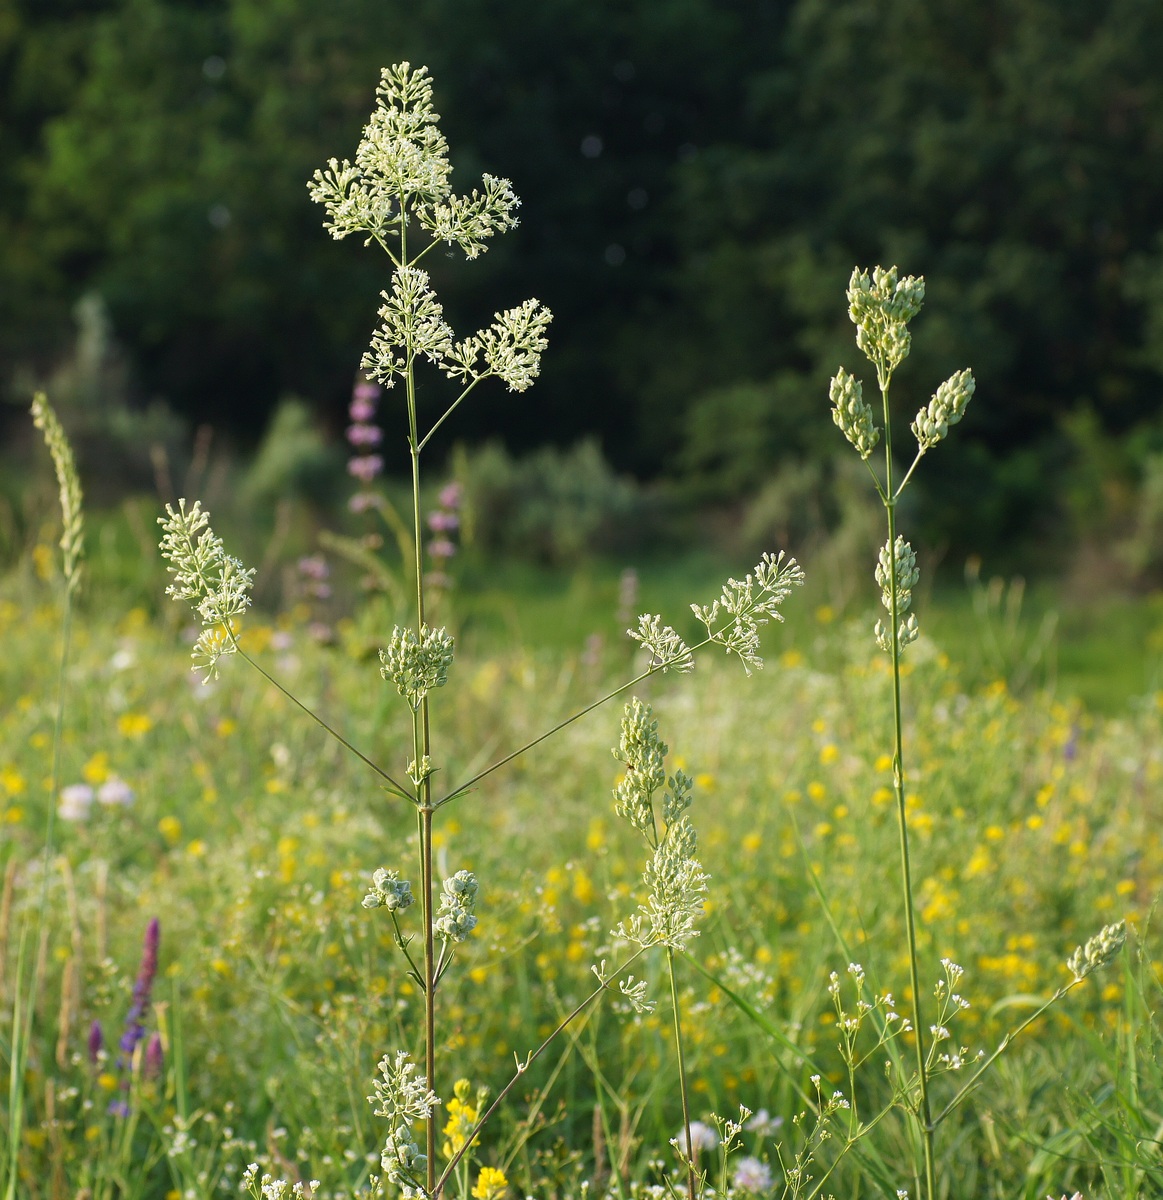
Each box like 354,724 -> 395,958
930,983 -> 1074,1126
435,616 -> 761,808
881,380 -> 936,1200
666,947 -> 696,1200
235,646 -> 411,798
436,947 -> 648,1192
417,375 -> 489,453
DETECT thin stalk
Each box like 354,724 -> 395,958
930,983 -> 1075,1126
400,202 -> 440,1195
436,616 -> 767,808
666,947 -> 696,1200
435,946 -> 648,1192
6,582 -> 76,1197
880,380 -> 936,1200
234,646 -> 411,798
417,376 -> 487,453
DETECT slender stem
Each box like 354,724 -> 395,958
417,375 -> 489,453
880,379 -> 936,1200
666,947 -> 696,1200
435,947 -> 648,1192
234,646 -> 411,798
893,450 -> 927,501
436,619 -> 754,809
434,665 -> 659,807
930,984 -> 1073,1127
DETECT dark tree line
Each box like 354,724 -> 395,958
4,0 -> 1163,552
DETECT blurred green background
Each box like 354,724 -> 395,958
4,0 -> 1163,594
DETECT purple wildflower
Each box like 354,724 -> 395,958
88,1020 -> 104,1065
110,917 -> 160,1115
427,510 -> 459,533
348,455 -> 384,484
438,481 -> 463,510
347,423 -> 383,447
429,538 -> 456,560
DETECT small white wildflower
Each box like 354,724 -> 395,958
435,869 -> 478,943
362,868 -> 415,913
627,614 -> 693,673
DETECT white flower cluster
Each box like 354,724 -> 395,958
829,366 -> 879,460
1067,919 -> 1127,981
158,500 -> 256,681
310,62 -> 552,402
308,63 -> 517,255
379,624 -> 455,710
847,264 -> 925,378
362,867 -> 416,913
367,1051 -> 440,1195
873,536 -> 920,654
911,368 -> 976,452
690,551 -> 805,674
611,700 -> 707,951
443,298 -> 554,394
627,614 -> 694,673
241,1165 -> 319,1199
927,959 -> 982,1077
435,869 -> 478,943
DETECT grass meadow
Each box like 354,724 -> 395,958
0,530 -> 1160,1199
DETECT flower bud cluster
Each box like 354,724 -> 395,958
380,625 -> 455,710
829,367 -> 880,460
31,394 -> 85,595
847,265 -> 925,378
613,698 -> 668,837
912,369 -> 976,452
612,700 -> 708,951
1067,920 -> 1127,981
874,537 -> 921,653
362,867 -> 416,912
435,870 -> 478,943
627,614 -> 693,673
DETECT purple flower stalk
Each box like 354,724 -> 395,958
144,1032 -> 164,1080
88,1020 -> 103,1065
110,917 -> 160,1115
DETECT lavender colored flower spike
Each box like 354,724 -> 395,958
88,1019 -> 103,1065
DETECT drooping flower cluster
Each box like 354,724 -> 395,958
158,500 -> 256,680
874,535 -> 921,653
379,624 -> 455,709
611,700 -> 707,951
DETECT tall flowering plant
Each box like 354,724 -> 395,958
163,62 -> 805,1200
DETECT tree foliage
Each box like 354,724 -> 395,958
5,0 -> 1163,552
